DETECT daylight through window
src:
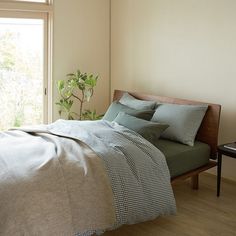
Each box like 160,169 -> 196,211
0,1 -> 52,131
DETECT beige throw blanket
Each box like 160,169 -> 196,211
0,130 -> 116,236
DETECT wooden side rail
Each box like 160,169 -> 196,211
171,161 -> 217,189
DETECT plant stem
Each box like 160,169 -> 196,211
79,90 -> 85,120
71,93 -> 82,103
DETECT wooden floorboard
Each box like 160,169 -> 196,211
103,174 -> 236,236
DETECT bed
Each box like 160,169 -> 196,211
113,90 -> 221,188
0,90 -> 221,236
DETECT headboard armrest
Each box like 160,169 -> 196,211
113,90 -> 221,158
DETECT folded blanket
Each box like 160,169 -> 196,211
0,119 -> 176,236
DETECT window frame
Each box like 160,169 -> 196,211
0,0 -> 52,5
2,1 -> 48,3
0,0 -> 53,123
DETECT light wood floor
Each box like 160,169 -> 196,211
103,174 -> 236,236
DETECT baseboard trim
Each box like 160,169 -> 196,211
202,172 -> 236,184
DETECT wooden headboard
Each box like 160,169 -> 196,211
113,90 -> 221,159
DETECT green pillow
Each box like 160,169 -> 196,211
151,103 -> 208,146
119,92 -> 156,110
114,112 -> 169,145
102,101 -> 154,122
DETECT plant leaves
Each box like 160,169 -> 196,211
82,109 -> 103,120
57,80 -> 65,91
56,69 -> 100,120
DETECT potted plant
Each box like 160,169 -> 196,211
56,69 -> 102,120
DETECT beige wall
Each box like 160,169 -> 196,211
111,0 -> 236,181
53,0 -> 110,120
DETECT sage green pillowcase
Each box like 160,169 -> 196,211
151,103 -> 208,146
119,92 -> 156,110
102,101 -> 154,122
114,112 -> 169,145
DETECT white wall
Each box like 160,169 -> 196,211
111,0 -> 236,181
53,0 -> 110,120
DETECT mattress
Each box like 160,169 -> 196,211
154,139 -> 210,178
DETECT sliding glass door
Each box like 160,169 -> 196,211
0,11 -> 49,130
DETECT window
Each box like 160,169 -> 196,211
0,0 -> 52,130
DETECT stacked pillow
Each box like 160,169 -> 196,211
102,93 -> 167,144
114,112 -> 169,145
102,101 -> 154,122
119,92 -> 156,110
102,92 -> 157,122
151,103 -> 208,146
103,92 -> 208,147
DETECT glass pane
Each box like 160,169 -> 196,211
2,0 -> 46,2
19,0 -> 46,2
0,18 -> 44,131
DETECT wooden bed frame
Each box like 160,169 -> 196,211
113,90 -> 221,189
